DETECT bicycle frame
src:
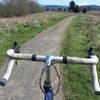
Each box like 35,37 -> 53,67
0,43 -> 100,100
44,55 -> 54,100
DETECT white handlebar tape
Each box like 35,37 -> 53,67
90,64 -> 100,95
0,59 -> 16,86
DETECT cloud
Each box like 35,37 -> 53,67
73,0 -> 89,5
35,0 -> 100,6
78,2 -> 89,5
36,0 -> 68,5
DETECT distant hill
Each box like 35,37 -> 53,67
43,5 -> 68,11
42,5 -> 100,11
79,5 -> 100,11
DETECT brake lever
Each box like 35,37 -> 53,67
13,41 -> 20,53
13,41 -> 20,66
15,61 -> 17,65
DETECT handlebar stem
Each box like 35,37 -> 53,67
45,55 -> 53,85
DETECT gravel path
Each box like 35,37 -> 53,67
0,16 -> 75,100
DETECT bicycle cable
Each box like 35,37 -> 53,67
52,63 -> 60,96
39,65 -> 45,94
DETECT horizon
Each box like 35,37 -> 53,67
35,0 -> 100,6
0,0 -> 100,6
40,4 -> 100,7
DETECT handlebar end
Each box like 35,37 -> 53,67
95,91 -> 100,95
0,78 -> 7,86
94,88 -> 100,95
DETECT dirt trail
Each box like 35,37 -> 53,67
0,16 -> 75,100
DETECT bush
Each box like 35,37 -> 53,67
0,0 -> 42,17
82,8 -> 87,13
58,8 -> 62,11
69,1 -> 80,13
74,5 -> 80,13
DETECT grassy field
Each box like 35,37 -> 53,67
0,12 -> 67,28
0,14 -> 68,67
61,15 -> 100,100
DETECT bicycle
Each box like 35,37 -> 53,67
0,42 -> 100,100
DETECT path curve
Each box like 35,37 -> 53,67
0,16 -> 75,100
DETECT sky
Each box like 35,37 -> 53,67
35,0 -> 100,6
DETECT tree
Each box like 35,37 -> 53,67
68,7 -> 71,12
69,1 -> 75,12
0,0 -> 42,17
2,0 -> 9,4
82,8 -> 87,13
74,5 -> 80,13
46,8 -> 49,11
58,8 -> 62,11
64,8 -> 66,12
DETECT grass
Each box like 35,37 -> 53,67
0,14 -> 68,67
61,15 -> 100,100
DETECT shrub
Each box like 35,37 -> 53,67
0,0 -> 42,17
82,8 -> 87,13
74,5 -> 80,13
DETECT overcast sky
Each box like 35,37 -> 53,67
35,0 -> 100,6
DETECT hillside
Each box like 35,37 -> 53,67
79,5 -> 100,11
43,5 -> 67,11
42,5 -> 100,11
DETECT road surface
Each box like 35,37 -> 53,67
0,16 -> 75,100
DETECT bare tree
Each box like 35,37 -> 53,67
0,0 -> 42,17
